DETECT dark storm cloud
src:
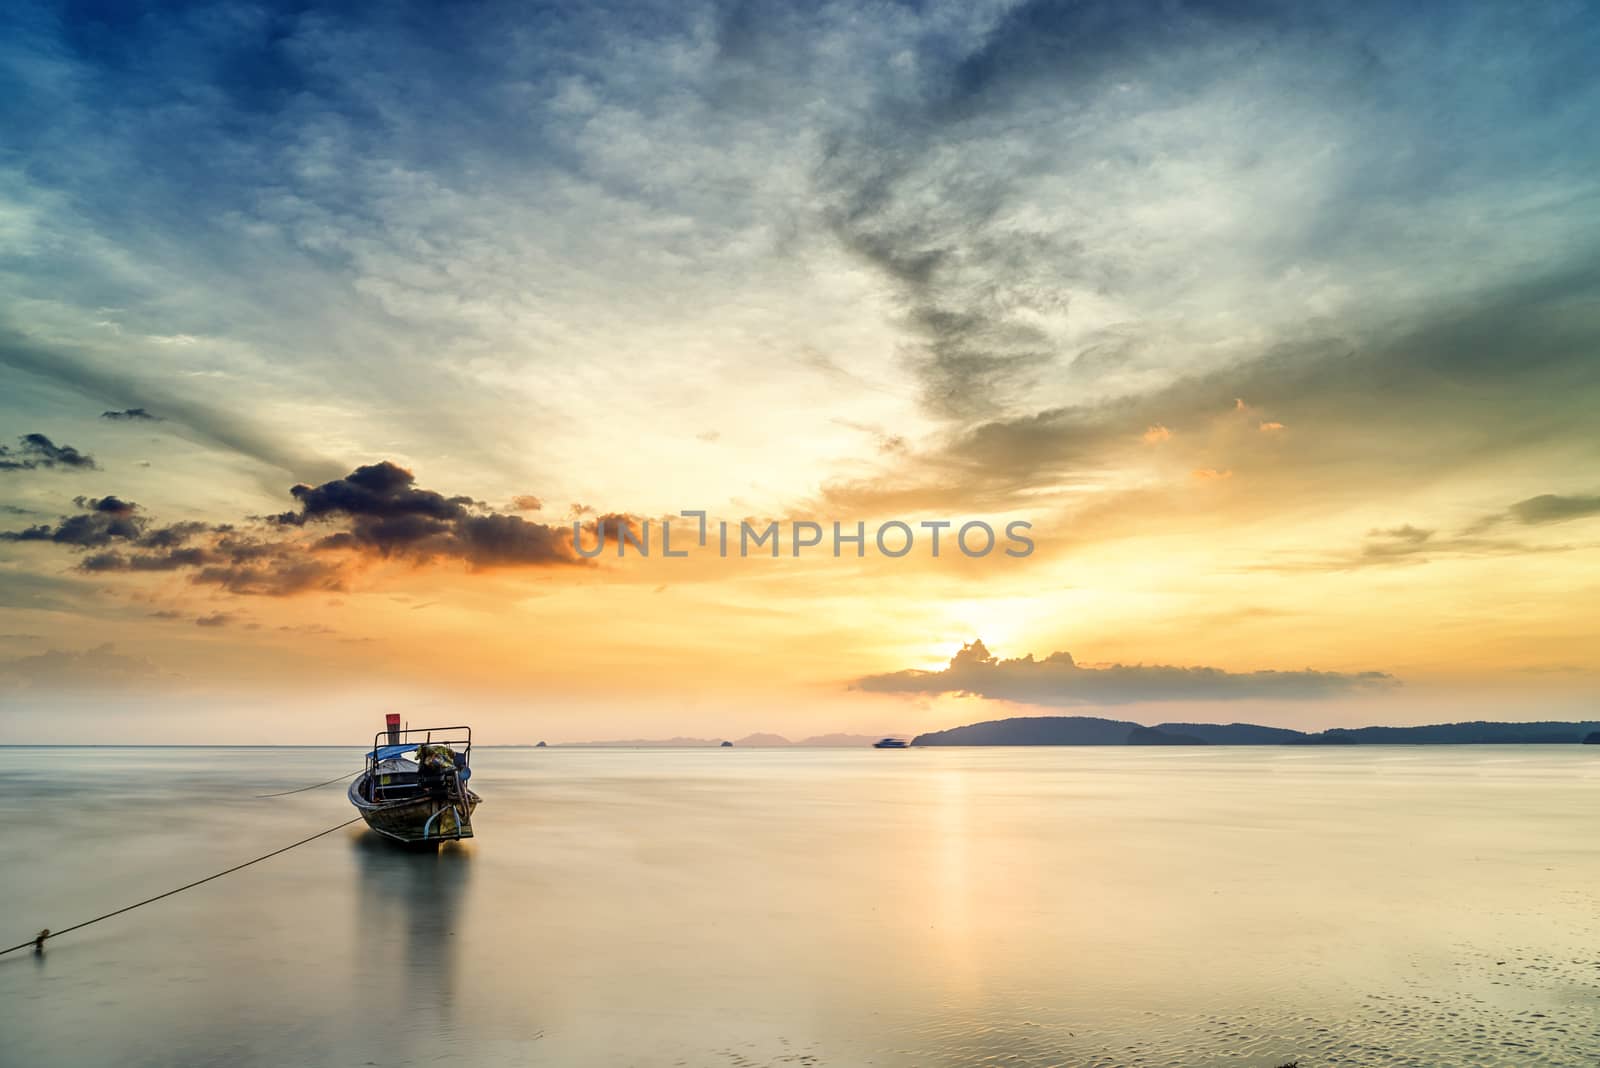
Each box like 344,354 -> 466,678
0,433 -> 98,472
854,639 -> 1395,706
101,408 -> 159,421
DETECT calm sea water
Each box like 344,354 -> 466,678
1,746 -> 1597,1067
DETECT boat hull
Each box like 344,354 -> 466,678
349,775 -> 480,845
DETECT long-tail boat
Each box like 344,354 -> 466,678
349,714 -> 481,845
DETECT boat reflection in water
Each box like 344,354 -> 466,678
351,827 -> 472,1034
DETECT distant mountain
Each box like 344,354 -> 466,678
735,732 -> 899,747
912,716 -> 1141,746
735,733 -> 793,747
1155,722 -> 1309,744
796,733 -> 887,747
910,715 -> 1600,747
1309,721 -> 1600,745
556,737 -> 726,747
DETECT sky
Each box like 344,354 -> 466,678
1,0 -> 1597,743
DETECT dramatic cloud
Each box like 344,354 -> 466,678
0,434 -> 97,472
278,461 -> 594,569
277,462 -> 475,526
854,639 -> 1395,706
0,460 -> 620,596
1,496 -> 219,553
77,495 -> 135,515
822,259 -> 1600,518
0,0 -> 1596,720
3,498 -> 144,547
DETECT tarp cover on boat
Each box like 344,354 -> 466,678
366,743 -> 471,780
368,743 -> 421,761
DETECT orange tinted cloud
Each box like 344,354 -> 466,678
1142,425 -> 1172,444
1259,421 -> 1285,432
1191,468 -> 1233,480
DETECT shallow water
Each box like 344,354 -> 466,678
1,745 -> 1598,1066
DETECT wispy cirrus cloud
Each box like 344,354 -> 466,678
0,643 -> 162,691
1251,486 -> 1600,572
1502,493 -> 1600,528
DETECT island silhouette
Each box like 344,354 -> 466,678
910,715 -> 1600,746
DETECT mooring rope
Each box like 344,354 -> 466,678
254,769 -> 361,798
0,816 -> 363,958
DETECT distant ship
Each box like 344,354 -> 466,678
873,737 -> 909,749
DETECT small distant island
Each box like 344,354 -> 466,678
911,715 -> 1600,747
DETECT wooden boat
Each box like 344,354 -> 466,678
349,715 -> 481,845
